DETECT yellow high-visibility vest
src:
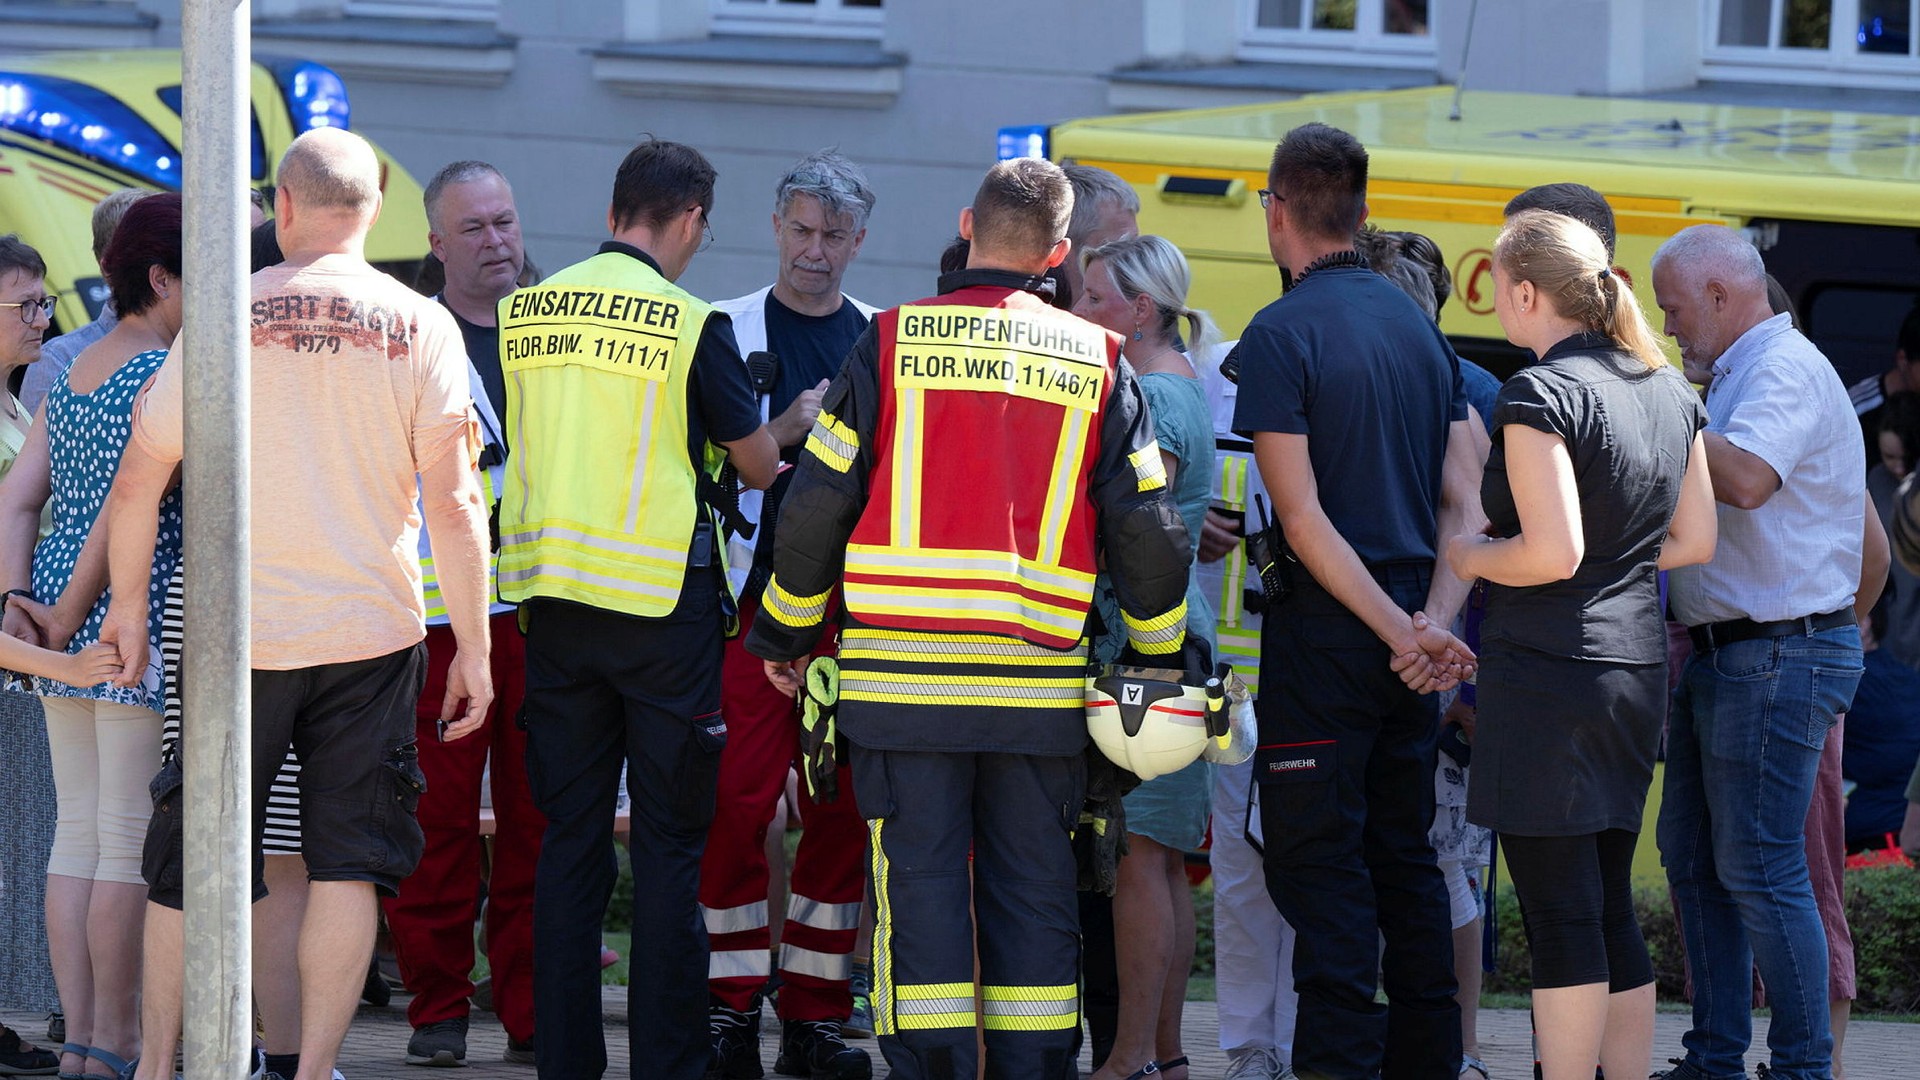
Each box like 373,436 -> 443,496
495,250 -> 720,617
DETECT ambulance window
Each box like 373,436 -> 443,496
1803,284 -> 1920,386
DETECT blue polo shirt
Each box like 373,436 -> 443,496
1232,265 -> 1465,566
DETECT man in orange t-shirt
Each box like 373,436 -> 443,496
103,128 -> 494,1080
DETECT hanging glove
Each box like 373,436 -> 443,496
1074,747 -> 1142,895
798,655 -> 841,804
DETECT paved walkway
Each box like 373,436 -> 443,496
16,992 -> 1909,1078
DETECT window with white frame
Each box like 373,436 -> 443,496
711,0 -> 884,40
342,0 -> 498,20
1240,0 -> 1436,67
1705,0 -> 1917,83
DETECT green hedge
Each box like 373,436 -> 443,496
1485,869 -> 1920,1014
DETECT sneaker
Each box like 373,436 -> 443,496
0,1025 -> 58,1076
773,1020 -> 871,1080
470,975 -> 495,1014
707,1005 -> 762,1080
503,1036 -> 535,1066
44,1014 -> 62,1046
842,963 -> 873,1040
1223,1048 -> 1289,1080
405,1018 -> 469,1068
599,943 -> 621,970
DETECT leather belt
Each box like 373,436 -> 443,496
1687,608 -> 1853,654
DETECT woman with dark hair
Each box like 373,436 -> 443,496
0,193 -> 186,1080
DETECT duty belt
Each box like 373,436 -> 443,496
1687,608 -> 1852,654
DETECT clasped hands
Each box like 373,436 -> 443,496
1389,610 -> 1475,695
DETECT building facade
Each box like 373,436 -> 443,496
2,0 -> 1913,307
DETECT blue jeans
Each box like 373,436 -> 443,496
1658,624 -> 1862,1080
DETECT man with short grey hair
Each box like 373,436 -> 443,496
1653,223 -> 1865,1080
1058,164 -> 1139,306
20,188 -> 154,415
703,150 -> 877,1080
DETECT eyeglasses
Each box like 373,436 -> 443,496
1257,188 -> 1284,210
695,206 -> 715,254
0,296 -> 57,324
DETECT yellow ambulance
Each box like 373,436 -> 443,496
0,50 -> 429,339
1010,85 -> 1920,384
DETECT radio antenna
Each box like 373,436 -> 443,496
1449,0 -> 1483,122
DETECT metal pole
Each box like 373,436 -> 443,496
179,2 -> 252,1077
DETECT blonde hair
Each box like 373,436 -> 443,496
1496,209 -> 1664,370
1082,234 -> 1216,359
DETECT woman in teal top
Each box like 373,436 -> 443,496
1075,235 -> 1218,1080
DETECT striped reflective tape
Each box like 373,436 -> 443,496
1128,443 -> 1167,493
786,893 -> 862,932
779,942 -> 853,983
894,982 -> 978,1031
763,575 -> 831,628
1123,601 -> 1188,654
981,983 -> 1078,1031
701,899 -> 769,936
805,411 -> 860,474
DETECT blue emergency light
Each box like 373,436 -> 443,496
260,58 -> 352,133
996,124 -> 1050,161
0,72 -> 182,189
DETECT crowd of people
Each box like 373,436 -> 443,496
0,113 -> 1914,1080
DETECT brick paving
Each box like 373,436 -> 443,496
15,992 -> 1911,1079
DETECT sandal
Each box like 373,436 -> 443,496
1460,1052 -> 1490,1080
1122,1064 -> 1164,1080
1159,1057 -> 1190,1080
71,1046 -> 130,1080
55,1042 -> 89,1080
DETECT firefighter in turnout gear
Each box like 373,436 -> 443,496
745,159 -> 1194,1080
499,138 -> 780,1080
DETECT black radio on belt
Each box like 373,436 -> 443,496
1243,493 -> 1294,610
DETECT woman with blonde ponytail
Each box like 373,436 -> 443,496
1072,234 -> 1217,1080
1444,209 -> 1719,1080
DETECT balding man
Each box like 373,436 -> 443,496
1653,225 -> 1865,1080
106,127 -> 494,1080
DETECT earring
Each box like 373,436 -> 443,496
1132,329 -> 1143,342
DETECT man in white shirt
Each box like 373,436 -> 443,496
1654,224 -> 1865,1080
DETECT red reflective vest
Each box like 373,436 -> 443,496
842,287 -> 1121,649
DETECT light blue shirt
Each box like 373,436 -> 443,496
21,304 -> 116,417
1668,313 -> 1864,625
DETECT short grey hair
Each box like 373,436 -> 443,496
775,150 -> 876,231
91,188 -> 155,262
423,160 -> 510,230
1651,224 -> 1766,292
1064,164 -> 1139,245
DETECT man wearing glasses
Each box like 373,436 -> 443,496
494,137 -> 779,1080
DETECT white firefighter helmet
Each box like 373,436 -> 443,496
1085,664 -> 1228,780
